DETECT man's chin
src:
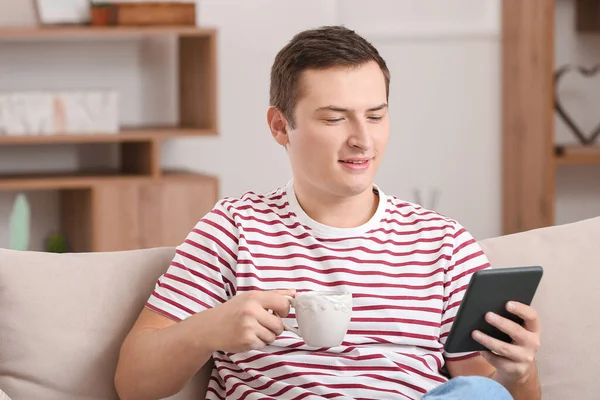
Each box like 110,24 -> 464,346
336,178 -> 375,197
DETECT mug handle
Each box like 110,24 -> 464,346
280,295 -> 300,335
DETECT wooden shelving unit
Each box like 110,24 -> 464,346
0,26 -> 219,252
502,0 -> 600,235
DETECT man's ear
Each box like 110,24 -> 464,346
267,106 -> 290,146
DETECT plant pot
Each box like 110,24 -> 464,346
90,4 -> 115,26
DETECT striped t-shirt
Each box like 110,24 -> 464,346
147,180 -> 490,400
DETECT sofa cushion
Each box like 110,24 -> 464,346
479,217 -> 600,400
0,247 -> 209,400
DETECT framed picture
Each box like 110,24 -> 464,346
0,0 -> 39,27
36,0 -> 90,25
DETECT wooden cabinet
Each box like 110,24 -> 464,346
90,176 -> 218,252
56,174 -> 218,253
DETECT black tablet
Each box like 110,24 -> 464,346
444,266 -> 543,354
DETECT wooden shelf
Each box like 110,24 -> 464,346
0,26 -> 216,40
0,127 -> 216,146
0,170 -> 215,191
0,172 -> 140,191
0,26 -> 219,251
555,145 -> 600,165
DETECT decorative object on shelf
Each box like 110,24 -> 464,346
90,2 -> 114,27
44,232 -> 70,253
90,2 -> 196,27
0,91 -> 119,136
36,0 -> 90,25
0,0 -> 39,27
554,63 -> 600,145
9,193 -> 31,251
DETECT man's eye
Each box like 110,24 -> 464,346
368,116 -> 383,121
325,118 -> 344,123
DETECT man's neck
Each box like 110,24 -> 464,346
293,181 -> 379,229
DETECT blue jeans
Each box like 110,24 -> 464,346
423,376 -> 513,399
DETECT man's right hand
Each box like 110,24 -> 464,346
204,289 -> 296,354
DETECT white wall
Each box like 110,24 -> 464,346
554,0 -> 600,226
0,0 -> 504,250
164,0 -> 503,240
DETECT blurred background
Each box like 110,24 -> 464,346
0,0 -> 598,253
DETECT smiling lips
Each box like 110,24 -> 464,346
339,157 -> 372,171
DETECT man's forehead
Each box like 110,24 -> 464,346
299,63 -> 384,85
297,64 -> 387,107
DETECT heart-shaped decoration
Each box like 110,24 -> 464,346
554,64 -> 600,145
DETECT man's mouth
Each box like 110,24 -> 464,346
338,158 -> 373,170
339,158 -> 372,164
341,160 -> 367,164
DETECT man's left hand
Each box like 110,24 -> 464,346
471,301 -> 541,384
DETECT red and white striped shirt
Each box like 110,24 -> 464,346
147,181 -> 490,400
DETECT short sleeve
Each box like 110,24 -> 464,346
145,200 -> 239,321
440,221 -> 491,361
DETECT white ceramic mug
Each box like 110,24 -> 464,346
282,291 -> 352,347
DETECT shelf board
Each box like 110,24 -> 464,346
0,171 -> 140,191
0,26 -> 216,40
0,127 -> 216,145
555,145 -> 600,165
0,170 -> 215,191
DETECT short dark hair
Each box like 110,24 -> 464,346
269,25 -> 391,128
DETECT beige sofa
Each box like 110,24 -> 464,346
1,217 -> 599,400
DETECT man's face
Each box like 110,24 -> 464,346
285,61 -> 390,199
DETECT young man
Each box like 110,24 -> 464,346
115,26 -> 542,400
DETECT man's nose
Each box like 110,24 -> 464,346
348,121 -> 374,151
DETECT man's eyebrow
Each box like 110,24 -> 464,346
315,105 -> 348,113
367,103 -> 388,112
315,103 -> 388,113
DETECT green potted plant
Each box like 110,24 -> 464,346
44,232 -> 70,253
